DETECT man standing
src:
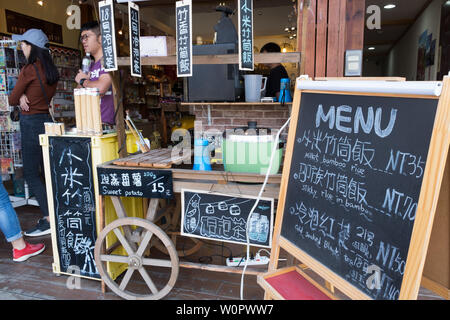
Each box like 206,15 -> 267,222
75,21 -> 115,125
260,42 -> 289,101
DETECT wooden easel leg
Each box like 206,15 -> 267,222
101,280 -> 106,294
110,196 -> 137,252
146,198 -> 160,222
98,195 -> 106,295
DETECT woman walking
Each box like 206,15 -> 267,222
8,29 -> 59,236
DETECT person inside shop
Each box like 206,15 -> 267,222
74,21 -> 115,125
260,42 -> 289,101
0,178 -> 45,261
8,28 -> 59,237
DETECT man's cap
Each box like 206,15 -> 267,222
12,29 -> 49,49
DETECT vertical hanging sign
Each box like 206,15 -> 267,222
238,0 -> 254,71
128,1 -> 141,77
99,0 -> 118,72
176,0 -> 193,77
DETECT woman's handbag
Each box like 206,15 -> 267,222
10,105 -> 20,121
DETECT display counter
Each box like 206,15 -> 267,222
93,151 -> 282,299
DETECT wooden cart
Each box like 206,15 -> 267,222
94,151 -> 281,300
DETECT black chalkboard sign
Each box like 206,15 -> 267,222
279,92 -> 439,299
48,137 -> 100,279
99,0 -> 117,72
181,189 -> 274,248
238,0 -> 254,71
97,167 -> 173,199
176,0 -> 192,77
128,2 -> 141,77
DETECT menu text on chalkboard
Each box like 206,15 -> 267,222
238,0 -> 254,71
97,167 -> 173,199
99,0 -> 118,72
128,2 -> 141,77
176,0 -> 192,77
280,92 -> 438,300
49,137 -> 100,279
181,190 -> 274,248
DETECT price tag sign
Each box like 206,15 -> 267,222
99,0 -> 118,72
176,0 -> 193,77
128,1 -> 141,77
238,0 -> 254,71
97,167 -> 173,199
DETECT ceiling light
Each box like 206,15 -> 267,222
118,30 -> 123,35
37,1 -> 44,6
368,47 -> 375,50
384,4 -> 396,9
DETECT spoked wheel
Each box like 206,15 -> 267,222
94,217 -> 179,300
154,195 -> 203,257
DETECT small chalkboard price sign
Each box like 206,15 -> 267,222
99,0 -> 118,72
238,0 -> 254,71
128,1 -> 141,78
48,136 -> 100,279
97,167 -> 173,199
176,0 -> 192,77
181,189 -> 274,248
265,78 -> 450,300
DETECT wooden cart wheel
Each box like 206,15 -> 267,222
94,217 -> 179,300
154,195 -> 203,257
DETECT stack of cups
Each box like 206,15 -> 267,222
74,88 -> 102,136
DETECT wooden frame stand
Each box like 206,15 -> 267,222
261,77 -> 450,300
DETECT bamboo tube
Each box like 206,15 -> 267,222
80,88 -> 87,135
85,88 -> 94,135
91,88 -> 102,136
74,88 -> 82,133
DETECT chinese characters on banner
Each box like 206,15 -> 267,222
238,0 -> 254,71
99,0 -> 118,72
128,2 -> 141,77
49,137 -> 100,279
176,0 -> 192,77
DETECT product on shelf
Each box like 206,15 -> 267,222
0,94 -> 8,111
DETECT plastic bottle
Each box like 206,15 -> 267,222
248,213 -> 260,241
81,52 -> 91,73
257,215 -> 269,243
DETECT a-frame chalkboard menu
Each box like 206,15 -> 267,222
47,136 -> 100,280
263,78 -> 450,300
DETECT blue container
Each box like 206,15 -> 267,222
193,139 -> 212,171
279,78 -> 293,103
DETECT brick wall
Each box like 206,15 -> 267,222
186,103 -> 292,165
191,104 -> 291,136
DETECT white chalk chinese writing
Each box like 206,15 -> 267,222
176,2 -> 192,76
